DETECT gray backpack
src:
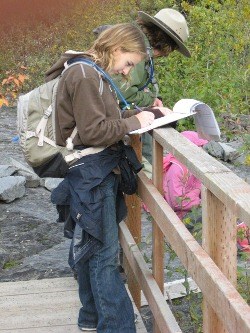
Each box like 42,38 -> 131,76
17,59 -> 105,178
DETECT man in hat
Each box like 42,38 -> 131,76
93,8 -> 191,174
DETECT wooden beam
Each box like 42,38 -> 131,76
119,222 -> 182,333
152,139 -> 165,333
153,127 -> 250,225
137,171 -> 250,333
125,134 -> 142,308
202,187 -> 237,333
0,277 -> 147,332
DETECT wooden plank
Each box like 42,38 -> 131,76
0,325 -> 82,333
140,278 -> 200,306
119,221 -> 182,333
125,133 -> 142,309
0,275 -> 201,305
152,139 -> 165,333
154,127 -> 250,224
0,292 -> 79,330
204,172 -> 250,224
202,187 -> 237,284
138,171 -> 250,333
0,277 -> 147,332
154,127 -> 230,176
202,187 -> 237,333
0,277 -> 77,296
152,139 -> 164,292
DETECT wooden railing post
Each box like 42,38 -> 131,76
124,134 -> 142,309
152,138 -> 164,333
202,185 -> 237,333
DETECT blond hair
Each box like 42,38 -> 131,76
86,23 -> 147,72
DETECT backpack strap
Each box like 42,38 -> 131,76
138,49 -> 159,97
36,104 -> 54,146
61,57 -> 131,152
65,146 -> 106,163
65,127 -> 77,151
66,57 -> 131,110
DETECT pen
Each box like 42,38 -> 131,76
132,103 -> 144,113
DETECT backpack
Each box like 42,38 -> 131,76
17,57 -> 130,179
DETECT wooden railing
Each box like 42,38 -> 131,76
119,127 -> 250,333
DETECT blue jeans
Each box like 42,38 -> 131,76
76,173 -> 136,333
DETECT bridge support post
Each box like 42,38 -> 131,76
202,186 -> 237,333
124,134 -> 142,309
152,138 -> 164,333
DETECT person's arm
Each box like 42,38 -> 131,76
57,65 -> 154,147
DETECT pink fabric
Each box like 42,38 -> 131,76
163,131 -> 208,219
237,221 -> 250,253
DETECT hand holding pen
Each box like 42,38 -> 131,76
134,104 -> 155,128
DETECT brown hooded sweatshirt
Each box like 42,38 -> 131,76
45,53 -> 141,148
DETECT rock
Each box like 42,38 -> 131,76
218,142 -> 241,162
203,141 -> 224,159
0,165 -> 17,177
203,141 -> 242,162
42,178 -> 64,191
8,158 -> 41,187
0,176 -> 26,202
9,157 -> 35,175
0,247 -> 8,270
16,170 -> 40,188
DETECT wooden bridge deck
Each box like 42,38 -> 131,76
0,277 -> 147,332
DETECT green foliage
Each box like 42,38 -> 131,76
3,260 -> 20,269
155,0 -> 249,115
239,134 -> 250,166
237,260 -> 250,304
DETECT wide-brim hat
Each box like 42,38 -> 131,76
138,8 -> 191,57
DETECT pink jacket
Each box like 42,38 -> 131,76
163,131 -> 208,219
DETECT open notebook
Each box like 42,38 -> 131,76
130,99 -> 221,141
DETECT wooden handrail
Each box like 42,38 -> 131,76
153,127 -> 250,225
121,127 -> 250,333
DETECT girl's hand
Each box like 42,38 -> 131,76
135,111 -> 155,128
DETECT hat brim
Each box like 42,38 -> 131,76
138,11 -> 191,58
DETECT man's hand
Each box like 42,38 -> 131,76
152,98 -> 163,107
158,107 -> 173,116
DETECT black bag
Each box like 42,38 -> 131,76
119,143 -> 142,195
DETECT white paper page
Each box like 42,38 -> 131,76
194,104 -> 221,141
174,99 -> 221,140
173,99 -> 200,114
129,107 -> 193,134
129,99 -> 221,141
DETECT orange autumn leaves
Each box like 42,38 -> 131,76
0,68 -> 28,108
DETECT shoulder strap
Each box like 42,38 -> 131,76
138,47 -> 159,97
138,53 -> 154,91
66,57 -> 131,111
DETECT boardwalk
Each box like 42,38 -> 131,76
0,277 -> 147,332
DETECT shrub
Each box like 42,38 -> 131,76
154,0 -> 249,116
